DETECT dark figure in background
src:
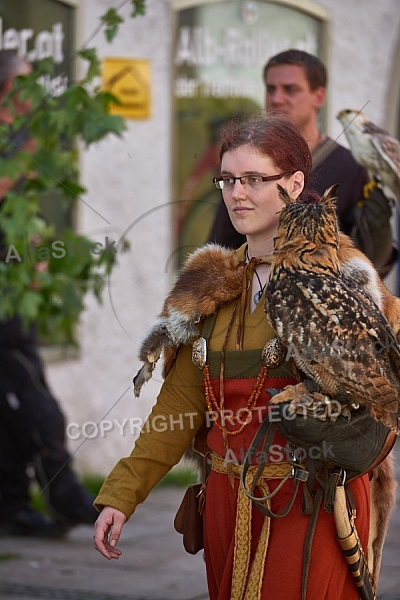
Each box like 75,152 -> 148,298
209,49 -> 397,278
0,50 -> 97,537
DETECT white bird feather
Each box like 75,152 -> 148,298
337,109 -> 400,202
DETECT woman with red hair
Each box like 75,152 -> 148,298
93,115 -> 393,600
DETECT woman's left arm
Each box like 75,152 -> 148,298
94,344 -> 206,519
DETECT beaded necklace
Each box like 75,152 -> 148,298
202,258 -> 269,436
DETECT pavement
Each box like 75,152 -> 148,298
0,486 -> 208,600
1,445 -> 400,600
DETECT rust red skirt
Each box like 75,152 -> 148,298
202,376 -> 370,600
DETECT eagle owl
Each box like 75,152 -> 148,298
264,185 -> 400,431
337,109 -> 400,202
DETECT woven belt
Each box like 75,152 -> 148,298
210,452 -> 294,600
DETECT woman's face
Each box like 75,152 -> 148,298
220,144 -> 304,248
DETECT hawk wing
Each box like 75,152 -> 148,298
337,110 -> 400,200
364,121 -> 400,198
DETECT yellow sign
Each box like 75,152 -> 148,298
102,58 -> 151,119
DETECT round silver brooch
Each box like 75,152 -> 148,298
261,337 -> 286,368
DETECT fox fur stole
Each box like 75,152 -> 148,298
133,244 -> 245,397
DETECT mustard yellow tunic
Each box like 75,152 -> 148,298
94,245 -> 283,516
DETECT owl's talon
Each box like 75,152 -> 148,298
267,385 -> 301,405
267,381 -> 364,424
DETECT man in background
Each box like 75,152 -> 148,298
209,49 -> 396,277
0,49 -> 97,537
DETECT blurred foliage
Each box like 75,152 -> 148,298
81,472 -> 106,496
30,473 -> 105,515
157,466 -> 198,487
0,553 -> 20,562
0,1 -> 146,345
30,467 -> 194,516
102,1 -> 146,42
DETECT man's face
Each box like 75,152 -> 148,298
264,64 -> 325,132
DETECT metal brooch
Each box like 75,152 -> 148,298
192,337 -> 207,369
261,336 -> 286,368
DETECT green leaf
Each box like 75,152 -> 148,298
131,0 -> 146,18
78,48 -> 101,81
58,178 -> 86,198
101,8 -> 124,43
19,291 -> 43,322
34,57 -> 55,77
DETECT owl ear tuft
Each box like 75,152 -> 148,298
277,184 -> 295,205
321,184 -> 339,207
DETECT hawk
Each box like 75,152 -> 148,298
264,185 -> 400,431
337,108 -> 400,201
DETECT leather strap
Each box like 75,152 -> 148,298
240,419 -> 309,518
301,486 -> 324,600
312,136 -> 337,170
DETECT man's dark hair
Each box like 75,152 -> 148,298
263,49 -> 327,91
0,49 -> 27,93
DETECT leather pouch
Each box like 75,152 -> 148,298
174,482 -> 205,555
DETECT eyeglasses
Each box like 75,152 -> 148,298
213,172 -> 292,191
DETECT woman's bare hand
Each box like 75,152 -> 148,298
93,506 -> 127,560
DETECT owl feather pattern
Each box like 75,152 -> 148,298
265,185 -> 400,431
